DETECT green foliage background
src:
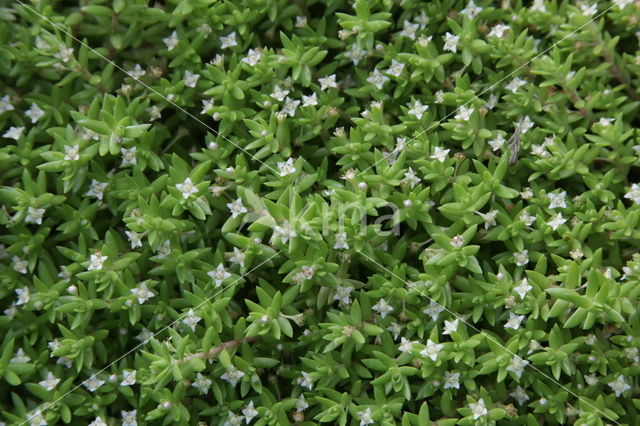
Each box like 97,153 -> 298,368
0,0 -> 640,425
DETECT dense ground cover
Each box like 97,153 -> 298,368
1,0 -> 640,425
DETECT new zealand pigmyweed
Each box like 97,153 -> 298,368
1,0 -> 640,425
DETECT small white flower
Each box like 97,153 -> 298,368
443,32 -> 460,52
13,256 -> 28,274
344,44 -> 367,65
163,31 -> 179,51
127,63 -> 146,79
183,70 -> 200,88
25,103 -> 45,123
226,198 -> 248,218
423,300 -> 445,321
295,394 -> 309,412
272,221 -> 297,244
469,398 -> 488,420
201,99 -> 215,114
399,337 -> 417,353
357,407 -> 374,426
39,372 -> 61,391
88,252 -> 108,271
506,355 -> 529,379
579,2 -> 598,16
598,117 -> 615,126
277,158 -> 296,176
520,116 -> 534,134
488,134 -> 505,151
624,183 -> 640,204
367,69 -> 389,90
547,213 -> 567,231
208,263 -> 232,287
443,318 -> 459,335
86,179 -> 108,200
3,126 -> 25,140
242,48 -> 262,66
420,339 -> 444,361
120,146 -> 137,167
400,20 -> 420,39
125,230 -> 143,249
510,385 -> 530,405
297,371 -> 314,390
318,74 -> 337,90
519,210 -> 536,227
333,232 -> 349,249
302,92 -> 318,107
334,286 -> 354,305
175,177 -> 199,199
121,410 -> 138,426
88,418 -> 107,426
0,95 -> 14,114
16,287 -> 31,305
83,376 -> 105,392
505,312 -> 525,330
506,77 -> 527,93
182,309 -> 202,331
613,0 -> 633,8
136,327 -> 154,343
461,1 -> 483,19
28,409 -> 47,426
25,207 -> 45,225
295,15 -> 308,28
280,97 -> 300,117
156,240 -> 171,258
62,144 -> 79,161
271,85 -> 289,102
242,401 -> 258,423
548,191 -> 567,209
514,278 -> 532,299
403,167 -> 421,188
387,322 -> 402,340
192,372 -> 212,394
386,59 -> 405,77
11,348 -> 31,364
455,105 -> 474,122
476,210 -> 498,230
430,146 -> 450,163
513,249 -> 529,267
224,412 -> 244,426
131,283 -> 155,304
229,247 -> 246,268
121,370 -> 136,386
443,371 -> 460,389
372,298 -> 394,318
54,45 -> 74,63
608,375 -> 631,397
408,99 -> 429,119
220,32 -> 238,49
488,23 -> 510,39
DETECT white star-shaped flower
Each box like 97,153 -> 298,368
302,92 -> 318,107
488,134 -> 506,151
83,376 -> 105,392
408,99 -> 429,119
125,231 -> 143,249
420,339 -> 444,361
163,31 -> 179,51
357,407 -> 374,426
547,213 -> 567,231
461,1 -> 483,19
208,263 -> 231,287
513,278 -> 532,299
400,20 -> 419,39
548,191 -> 567,209
86,179 -> 108,200
277,158 -> 296,176
505,312 -> 525,330
0,95 -> 14,113
430,146 -> 450,163
25,206 -> 45,225
624,183 -> 640,204
271,85 -> 289,102
131,283 -> 155,304
579,2 -> 598,16
120,146 -> 137,167
423,300 -> 445,321
296,394 -> 309,412
272,221 -> 297,244
372,298 -> 394,318
513,250 -> 529,267
121,410 -> 137,426
127,63 -> 145,79
88,252 -> 107,271
506,77 -> 527,93
403,167 -> 421,188
318,74 -> 338,90
182,309 -> 201,331
608,375 -> 631,397
488,23 -> 510,39
13,256 -> 28,274
280,97 -> 300,117
242,48 -> 262,66
367,69 -> 389,90
386,59 -> 405,77
476,210 -> 498,229
183,70 -> 200,88
334,285 -> 353,305
506,355 -> 529,379
443,371 -> 460,389
333,232 -> 349,250
192,372 -> 212,394
12,348 -> 31,363
3,126 -> 25,140
510,385 -> 530,405
242,401 -> 259,423
229,247 -> 245,268
443,318 -> 459,335
25,103 -> 45,123
175,177 -> 199,199
226,198 -> 248,218
220,32 -> 238,49
443,32 -> 460,52
296,371 -> 314,390
120,370 -> 136,386
39,372 -> 61,390
469,398 -> 488,420
88,418 -> 107,426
